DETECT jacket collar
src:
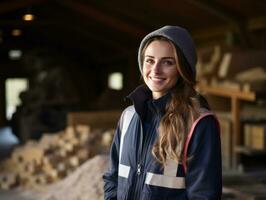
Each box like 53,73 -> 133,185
127,84 -> 171,119
127,84 -> 150,118
147,92 -> 171,116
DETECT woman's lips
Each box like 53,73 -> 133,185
149,76 -> 165,81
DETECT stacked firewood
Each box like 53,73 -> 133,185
0,126 -> 115,190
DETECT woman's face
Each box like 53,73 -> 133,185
143,40 -> 179,99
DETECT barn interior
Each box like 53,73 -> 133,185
1,0 -> 266,199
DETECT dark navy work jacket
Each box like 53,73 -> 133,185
103,85 -> 222,200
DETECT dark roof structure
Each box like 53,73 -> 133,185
0,0 -> 266,65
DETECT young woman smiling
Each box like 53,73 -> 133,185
103,26 -> 222,200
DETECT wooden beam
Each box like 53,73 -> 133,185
74,1 -> 156,30
0,19 -> 127,52
188,0 -> 243,23
55,0 -> 147,38
192,16 -> 266,41
248,16 -> 266,31
188,0 -> 251,48
0,0 -> 47,14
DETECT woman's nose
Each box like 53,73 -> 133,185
151,62 -> 161,73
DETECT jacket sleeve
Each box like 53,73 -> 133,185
102,122 -> 121,200
185,115 -> 222,200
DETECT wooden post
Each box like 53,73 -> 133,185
199,84 -> 256,170
231,97 -> 240,168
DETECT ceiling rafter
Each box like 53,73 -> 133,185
55,0 -> 147,38
0,19 -> 128,53
83,1 -> 167,29
192,16 -> 266,41
188,0 -> 252,48
0,0 -> 47,14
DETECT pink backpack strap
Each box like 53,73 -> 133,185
182,112 -> 219,173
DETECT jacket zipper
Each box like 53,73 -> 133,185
131,120 -> 144,200
132,117 -> 156,200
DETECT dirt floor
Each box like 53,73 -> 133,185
0,188 -> 38,200
1,170 -> 266,200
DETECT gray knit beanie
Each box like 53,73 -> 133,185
138,25 -> 197,77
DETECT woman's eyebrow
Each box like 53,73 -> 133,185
161,57 -> 175,60
144,55 -> 154,58
144,55 -> 174,60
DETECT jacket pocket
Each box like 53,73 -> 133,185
141,186 -> 187,200
117,178 -> 130,200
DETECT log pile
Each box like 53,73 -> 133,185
0,125 -> 115,190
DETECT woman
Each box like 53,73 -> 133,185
103,25 -> 222,200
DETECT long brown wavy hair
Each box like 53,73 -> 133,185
140,36 -> 201,166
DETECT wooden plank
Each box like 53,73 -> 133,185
235,146 -> 266,156
244,124 -> 252,148
12,144 -> 44,165
216,112 -> 232,170
200,85 -> 256,101
0,0 -> 47,14
251,125 -> 266,150
68,156 -> 80,167
57,0 -> 146,38
102,129 -> 115,147
232,97 -> 241,168
67,110 -> 121,129
0,173 -> 17,190
76,149 -> 89,162
243,123 -> 266,151
39,133 -> 60,151
76,125 -> 90,135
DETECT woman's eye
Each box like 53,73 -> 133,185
162,60 -> 174,65
145,59 -> 154,64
